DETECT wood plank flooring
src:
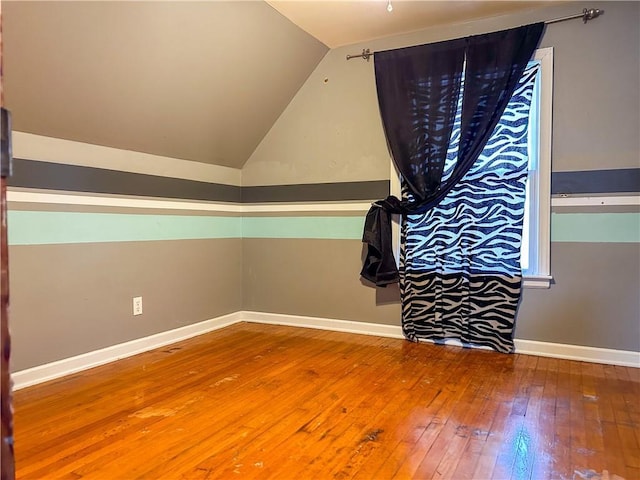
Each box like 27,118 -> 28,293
13,322 -> 640,479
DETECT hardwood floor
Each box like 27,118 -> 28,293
13,322 -> 640,479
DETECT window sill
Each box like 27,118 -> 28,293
523,275 -> 553,289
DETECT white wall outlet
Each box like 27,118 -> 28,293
133,296 -> 143,316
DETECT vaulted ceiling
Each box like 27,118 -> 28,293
266,1 -> 556,48
3,1 -> 328,168
3,1 -> 558,169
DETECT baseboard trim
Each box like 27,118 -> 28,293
12,312 -> 242,390
241,312 -> 639,368
13,310 -> 638,389
240,311 -> 405,340
513,338 -> 640,368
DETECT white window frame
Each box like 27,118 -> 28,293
390,46 -> 553,289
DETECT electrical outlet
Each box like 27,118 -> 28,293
133,296 -> 143,316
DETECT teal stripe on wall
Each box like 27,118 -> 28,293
242,216 -> 365,240
8,211 -> 242,245
551,213 -> 640,243
7,210 -> 639,245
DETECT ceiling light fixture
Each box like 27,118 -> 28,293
387,0 -> 393,12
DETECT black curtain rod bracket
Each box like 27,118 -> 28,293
346,48 -> 372,62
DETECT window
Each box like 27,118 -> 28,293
391,47 -> 553,288
520,47 -> 553,288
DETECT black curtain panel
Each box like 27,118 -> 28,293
361,23 -> 544,287
361,40 -> 465,286
374,39 -> 466,201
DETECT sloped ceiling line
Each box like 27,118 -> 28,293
5,1 -> 559,169
4,1 -> 328,169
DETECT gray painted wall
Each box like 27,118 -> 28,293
7,135 -> 245,372
7,2 -> 639,373
3,1 -> 328,168
243,238 -> 400,324
242,2 -> 639,185
241,2 -> 640,352
10,238 -> 242,371
516,243 -> 639,350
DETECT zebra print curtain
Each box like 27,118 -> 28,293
401,64 -> 540,353
361,23 -> 544,288
361,23 -> 544,352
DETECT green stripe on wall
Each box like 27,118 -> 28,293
8,211 -> 242,245
551,213 -> 640,243
7,210 -> 639,245
7,211 -> 365,245
246,214 -> 640,243
242,216 -> 365,240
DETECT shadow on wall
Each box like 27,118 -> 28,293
376,283 -> 401,305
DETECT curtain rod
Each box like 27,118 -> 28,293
346,7 -> 603,61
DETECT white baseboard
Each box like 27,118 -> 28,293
12,312 -> 242,390
13,310 -> 639,389
513,338 -> 640,368
241,311 -> 405,339
241,311 -> 639,368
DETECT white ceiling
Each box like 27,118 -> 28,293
266,0 -> 559,48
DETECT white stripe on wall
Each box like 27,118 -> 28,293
13,132 -> 242,186
551,195 -> 640,207
7,190 -> 372,213
9,190 -> 639,213
8,190 -> 245,212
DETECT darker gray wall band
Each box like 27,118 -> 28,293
551,168 -> 640,195
241,181 -> 389,203
0,109 -> 12,178
9,159 -> 242,202
9,159 -> 639,202
9,159 -> 389,203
